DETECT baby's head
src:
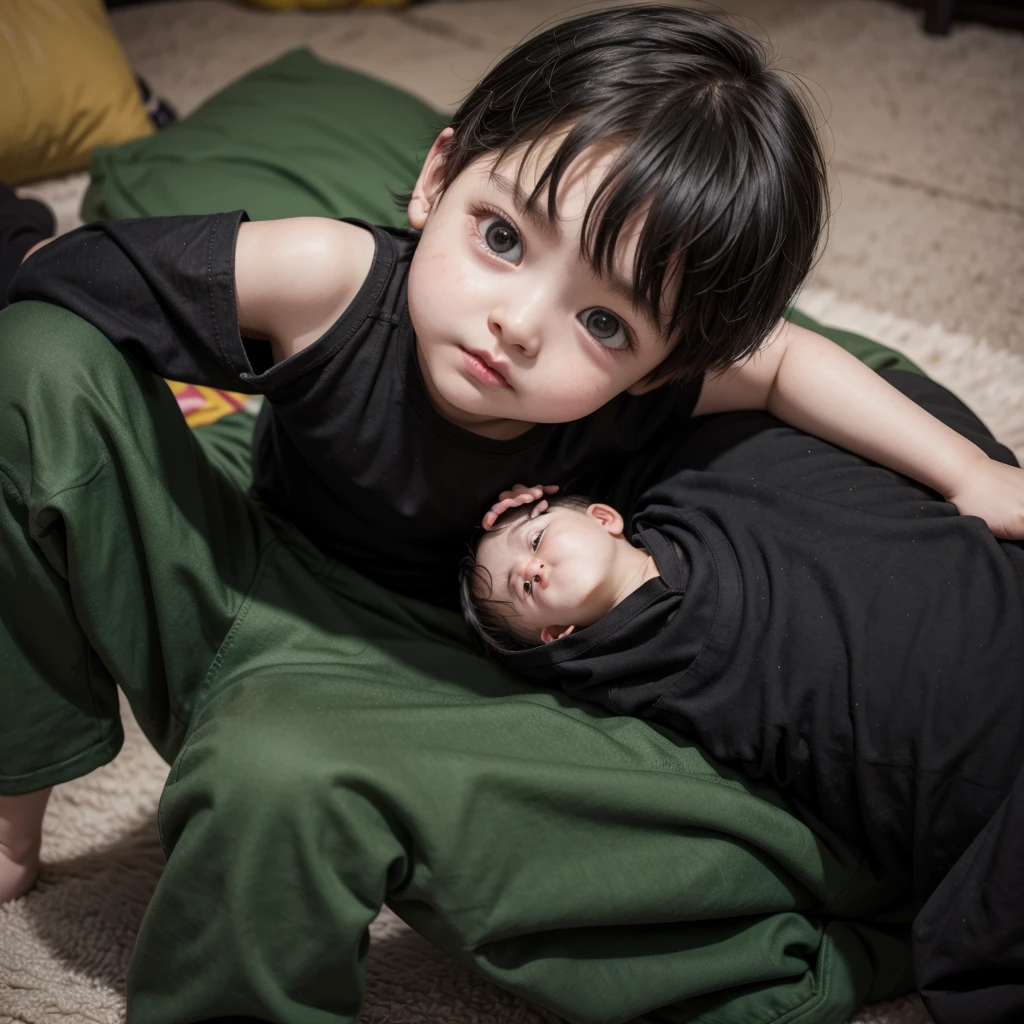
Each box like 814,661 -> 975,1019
404,4 -> 829,432
460,493 -> 653,654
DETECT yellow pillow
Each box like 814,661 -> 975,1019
0,0 -> 153,186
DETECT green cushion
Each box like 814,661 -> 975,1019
82,47 -> 447,225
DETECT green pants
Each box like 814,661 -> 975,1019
0,301 -> 913,1024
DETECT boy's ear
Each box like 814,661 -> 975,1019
587,503 -> 624,537
408,126 -> 455,229
541,625 -> 575,644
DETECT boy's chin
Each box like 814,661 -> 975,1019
428,362 -> 524,419
436,375 -> 516,419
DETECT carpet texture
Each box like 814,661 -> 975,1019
4,0 -> 1022,1021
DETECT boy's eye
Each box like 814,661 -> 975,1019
480,215 -> 522,263
523,579 -> 532,595
531,528 -> 545,551
580,308 -> 630,350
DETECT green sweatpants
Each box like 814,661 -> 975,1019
0,301 -> 914,1024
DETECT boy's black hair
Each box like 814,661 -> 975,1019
404,4 -> 830,383
459,493 -> 595,657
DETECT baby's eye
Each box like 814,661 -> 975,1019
531,528 -> 545,551
523,579 -> 532,595
579,308 -> 630,350
480,215 -> 522,263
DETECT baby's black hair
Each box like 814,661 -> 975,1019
403,4 -> 830,383
459,493 -> 595,657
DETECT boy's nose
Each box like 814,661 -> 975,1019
489,307 -> 542,359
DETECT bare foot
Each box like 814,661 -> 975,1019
0,840 -> 41,903
0,788 -> 51,903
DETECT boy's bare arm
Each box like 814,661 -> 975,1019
234,218 -> 375,365
694,319 -> 1024,539
19,218 -> 373,370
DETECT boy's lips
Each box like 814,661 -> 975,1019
461,347 -> 512,389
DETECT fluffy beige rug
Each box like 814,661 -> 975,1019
5,288 -> 1019,1023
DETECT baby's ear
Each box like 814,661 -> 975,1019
408,127 -> 455,229
541,625 -> 575,644
587,503 -> 625,537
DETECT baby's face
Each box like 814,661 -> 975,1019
473,504 -> 626,644
406,129 -> 674,435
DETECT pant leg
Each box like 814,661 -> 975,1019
129,535 -> 911,1024
0,299 -> 273,793
914,758 -> 1024,1024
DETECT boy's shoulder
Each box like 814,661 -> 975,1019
235,216 -> 377,365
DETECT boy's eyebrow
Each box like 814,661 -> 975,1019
489,170 -> 559,239
489,170 -> 641,314
605,272 -> 640,313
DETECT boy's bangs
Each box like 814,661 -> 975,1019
499,81 -> 824,382
499,122 -> 690,355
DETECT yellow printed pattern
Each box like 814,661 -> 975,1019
166,380 -> 252,428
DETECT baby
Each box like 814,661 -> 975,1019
462,369 -> 1024,1018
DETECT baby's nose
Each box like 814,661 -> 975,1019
526,560 -> 546,587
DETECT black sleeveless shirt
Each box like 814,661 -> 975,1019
10,212 -> 702,605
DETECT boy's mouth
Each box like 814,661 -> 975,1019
461,347 -> 512,389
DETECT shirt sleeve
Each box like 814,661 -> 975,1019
7,211 -> 259,392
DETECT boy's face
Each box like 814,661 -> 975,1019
474,504 -> 626,644
407,128 -> 673,435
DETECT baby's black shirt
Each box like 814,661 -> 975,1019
506,371 -> 1024,897
9,213 -> 702,606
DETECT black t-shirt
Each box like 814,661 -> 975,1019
506,371 -> 1024,897
9,213 -> 702,606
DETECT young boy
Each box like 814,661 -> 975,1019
461,370 -> 1024,1024
1,4 -> 1022,1022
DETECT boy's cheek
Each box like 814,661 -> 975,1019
517,376 -> 617,424
407,265 -> 448,339
410,248 -> 465,318
538,358 -> 620,415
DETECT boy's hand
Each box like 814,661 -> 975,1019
947,459 -> 1024,539
482,484 -> 559,530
